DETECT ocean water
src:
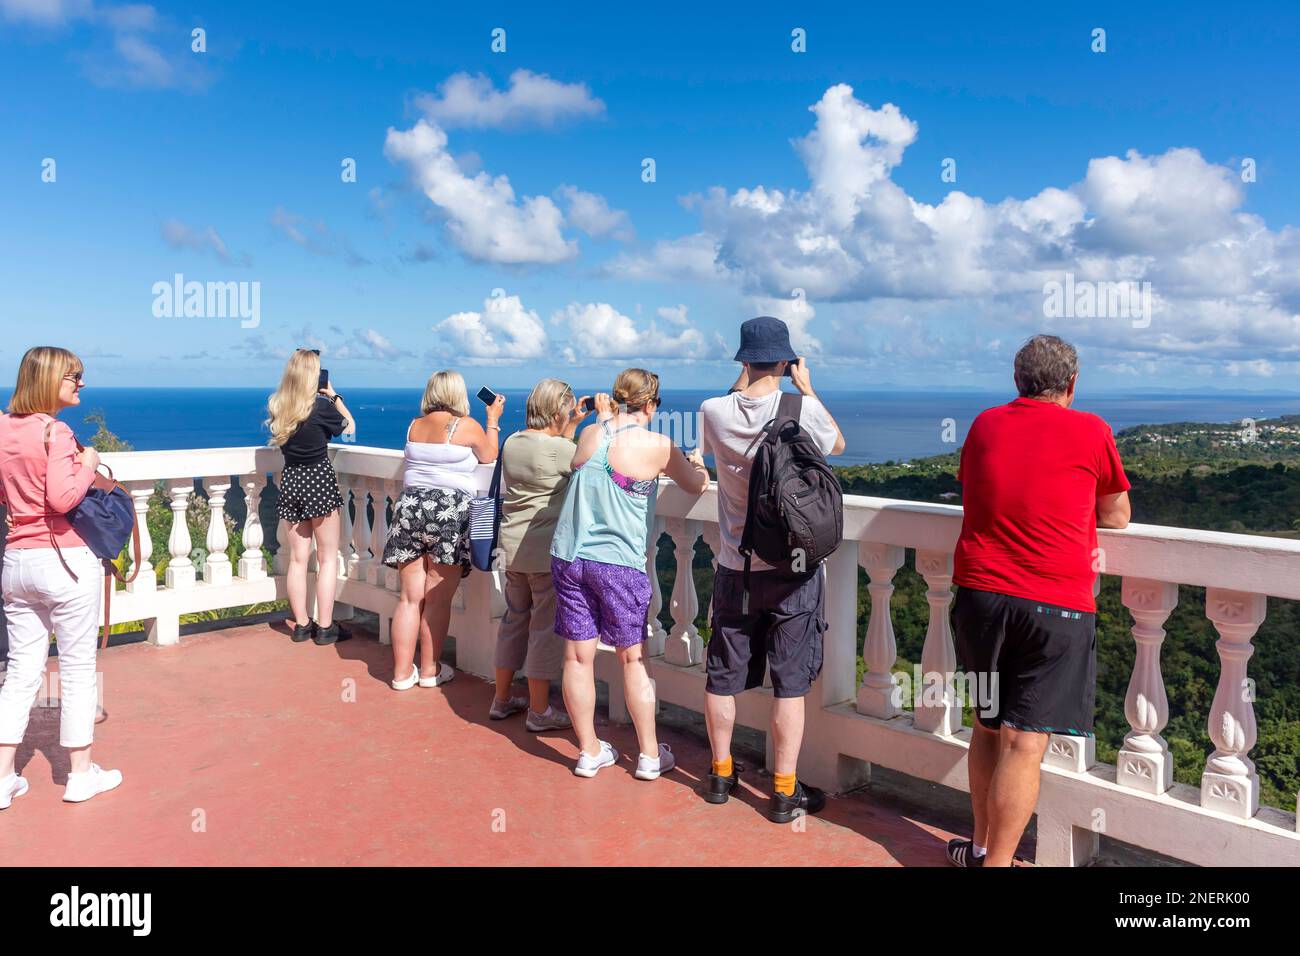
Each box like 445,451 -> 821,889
7,387 -> 1300,467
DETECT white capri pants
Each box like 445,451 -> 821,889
0,546 -> 102,749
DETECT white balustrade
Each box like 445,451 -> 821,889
83,443 -> 1300,867
203,478 -> 233,587
856,542 -> 905,718
1201,588 -> 1267,818
1116,578 -> 1178,794
664,517 -> 703,666
238,473 -> 267,580
164,482 -> 195,589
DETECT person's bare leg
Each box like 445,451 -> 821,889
705,692 -> 736,766
285,520 -> 314,626
620,642 -> 658,757
391,559 -> 425,680
311,510 -> 341,628
770,695 -> 806,777
493,667 -> 517,702
67,743 -> 91,775
968,721 -> 1000,849
562,638 -> 599,757
419,564 -> 459,679
526,678 -> 550,714
984,726 -> 1050,866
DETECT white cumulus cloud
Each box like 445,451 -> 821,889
414,69 -> 605,129
436,293 -> 549,363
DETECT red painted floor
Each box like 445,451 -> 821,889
0,621 -> 966,866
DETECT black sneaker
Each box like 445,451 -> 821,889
702,761 -> 743,805
946,838 -> 986,867
767,781 -> 826,823
291,621 -> 315,643
314,622 -> 352,645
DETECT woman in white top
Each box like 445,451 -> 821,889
380,371 -> 503,689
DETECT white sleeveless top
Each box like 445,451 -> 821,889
403,417 -> 478,496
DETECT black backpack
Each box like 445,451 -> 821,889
737,393 -> 843,611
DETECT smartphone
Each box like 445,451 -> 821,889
477,386 -> 498,406
318,369 -> 330,390
783,358 -> 797,378
580,396 -> 596,413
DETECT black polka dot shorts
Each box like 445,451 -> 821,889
277,459 -> 345,524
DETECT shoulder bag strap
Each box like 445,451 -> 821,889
40,416 -> 143,647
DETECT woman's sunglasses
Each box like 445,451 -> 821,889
63,372 -> 85,388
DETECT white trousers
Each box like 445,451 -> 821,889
0,546 -> 102,749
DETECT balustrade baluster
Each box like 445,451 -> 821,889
913,550 -> 959,735
366,479 -> 389,586
1201,588 -> 1266,819
164,482 -> 195,589
664,517 -> 702,666
203,478 -> 232,586
1116,578 -> 1178,794
350,480 -> 372,579
382,479 -> 401,591
644,515 -> 667,654
125,481 -> 156,593
336,479 -> 354,580
856,542 -> 905,718
237,474 -> 267,580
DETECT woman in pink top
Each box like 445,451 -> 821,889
0,347 -> 123,808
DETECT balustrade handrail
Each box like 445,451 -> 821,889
98,442 -> 1300,601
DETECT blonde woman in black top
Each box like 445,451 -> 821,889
267,349 -> 356,645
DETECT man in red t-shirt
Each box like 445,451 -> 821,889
947,334 -> 1131,868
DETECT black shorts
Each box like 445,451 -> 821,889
952,586 -> 1097,737
706,565 -> 826,700
277,459 -> 344,524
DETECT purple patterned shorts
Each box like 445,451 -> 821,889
551,556 -> 651,649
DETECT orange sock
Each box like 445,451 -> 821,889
712,756 -> 734,777
774,772 -> 797,796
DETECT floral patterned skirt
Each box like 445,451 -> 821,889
381,486 -> 472,569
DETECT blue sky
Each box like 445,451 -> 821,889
2,0 -> 1299,391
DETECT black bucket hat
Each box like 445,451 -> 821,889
734,316 -> 797,365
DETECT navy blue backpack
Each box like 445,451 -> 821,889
43,418 -> 143,648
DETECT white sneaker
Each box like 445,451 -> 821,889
391,665 -> 419,691
573,740 -> 618,778
63,764 -> 123,803
0,773 -> 29,810
635,743 -> 676,780
418,663 -> 455,688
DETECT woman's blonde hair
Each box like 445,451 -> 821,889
525,378 -> 574,430
421,370 -> 470,417
8,346 -> 83,415
612,368 -> 659,413
266,349 -> 321,446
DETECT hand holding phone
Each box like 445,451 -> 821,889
319,368 -> 330,391
579,395 -> 596,414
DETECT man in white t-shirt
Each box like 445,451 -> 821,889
697,316 -> 845,823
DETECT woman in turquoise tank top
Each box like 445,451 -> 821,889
550,369 -> 710,781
